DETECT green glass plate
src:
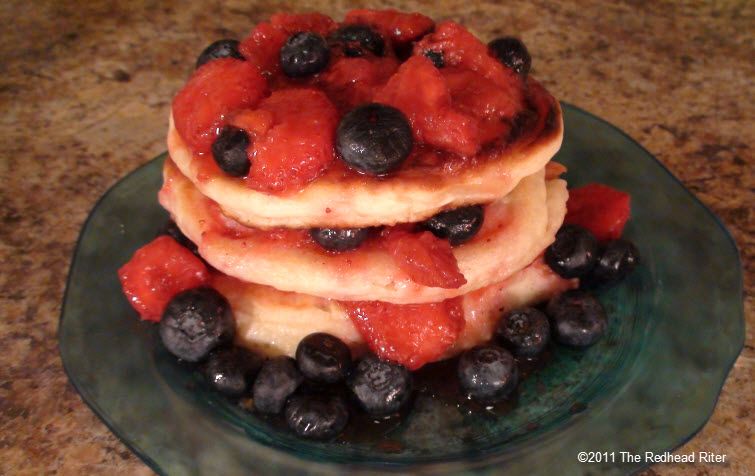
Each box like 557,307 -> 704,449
59,104 -> 744,475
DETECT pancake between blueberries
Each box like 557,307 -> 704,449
167,99 -> 562,229
159,159 -> 568,303
211,257 -> 575,359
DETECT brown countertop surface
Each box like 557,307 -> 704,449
1,1 -> 752,474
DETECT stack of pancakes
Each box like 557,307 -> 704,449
159,101 -> 575,361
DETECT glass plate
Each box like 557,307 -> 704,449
59,104 -> 744,475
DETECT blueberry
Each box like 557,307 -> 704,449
457,345 -> 519,403
423,50 -> 445,68
280,32 -> 330,78
496,307 -> 550,357
423,205 -> 485,246
296,333 -> 352,383
547,290 -> 607,347
284,394 -> 349,440
583,239 -> 640,288
203,346 -> 262,397
158,220 -> 198,254
196,39 -> 244,69
347,354 -> 412,416
310,227 -> 370,252
545,225 -> 598,278
488,37 -> 531,76
211,126 -> 251,177
336,103 -> 413,175
252,356 -> 303,414
159,287 -> 235,362
329,25 -> 385,57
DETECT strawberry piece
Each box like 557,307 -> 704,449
383,229 -> 467,289
442,68 -> 523,122
172,59 -> 267,154
442,68 -> 521,144
415,21 -> 524,94
239,13 -> 336,75
243,89 -> 339,193
415,22 -> 525,140
118,236 -> 209,322
565,183 -> 631,241
344,298 -> 465,370
375,56 -> 480,156
344,9 -> 434,43
229,109 -> 274,138
319,56 -> 400,111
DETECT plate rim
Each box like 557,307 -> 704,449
58,102 -> 745,475
58,154 -> 168,475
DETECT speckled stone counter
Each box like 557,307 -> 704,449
1,1 -> 752,474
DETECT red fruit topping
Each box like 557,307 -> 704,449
565,183 -> 631,241
376,56 -> 480,156
442,68 -> 520,144
173,14 -> 550,193
382,229 -> 467,289
442,68 -> 523,122
118,236 -> 210,322
229,109 -> 274,137
238,89 -> 339,193
319,56 -> 400,111
415,21 -> 525,93
513,77 -> 558,147
344,298 -> 465,370
239,13 -> 336,75
344,9 -> 434,43
172,59 -> 267,154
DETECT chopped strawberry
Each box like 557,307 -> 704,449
375,56 -> 480,156
383,229 -> 467,289
414,23 -> 525,142
243,89 -> 339,193
565,183 -> 631,241
229,109 -> 274,137
415,21 -> 524,94
344,9 -> 434,43
172,59 -> 267,154
319,56 -> 400,111
118,236 -> 209,322
442,68 -> 523,143
344,298 -> 465,370
239,13 -> 336,75
442,68 -> 523,122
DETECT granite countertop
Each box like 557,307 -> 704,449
1,0 -> 752,474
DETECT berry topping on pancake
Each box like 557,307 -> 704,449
118,236 -> 209,321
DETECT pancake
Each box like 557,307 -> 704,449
167,100 -> 562,229
160,159 -> 568,303
212,258 -> 576,359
